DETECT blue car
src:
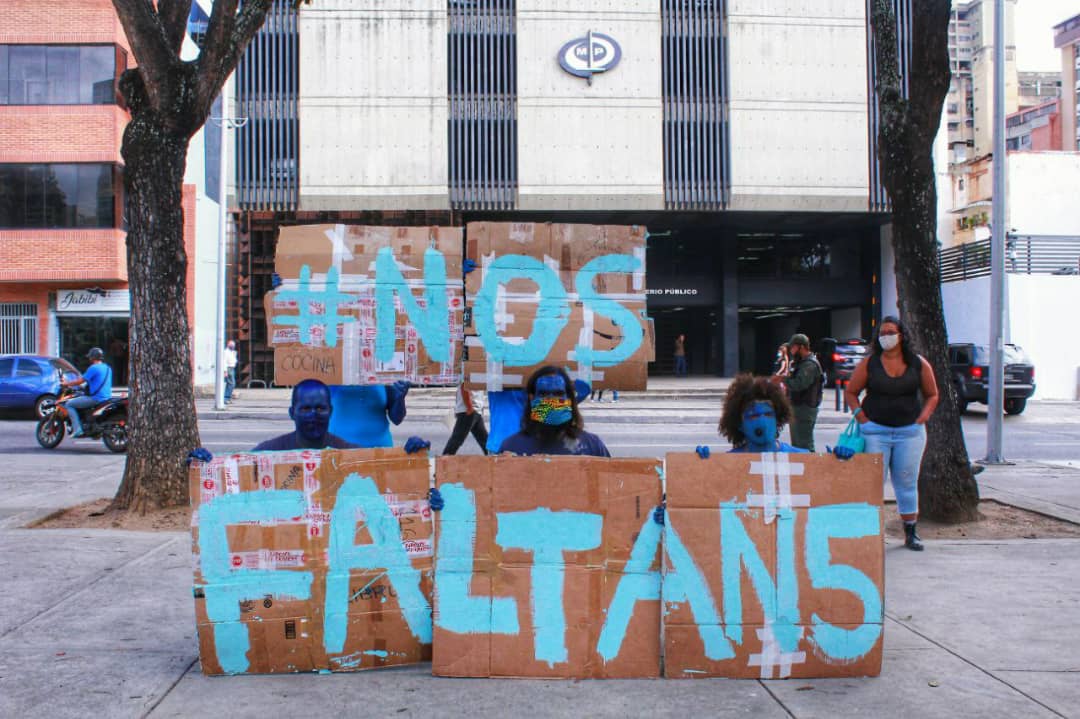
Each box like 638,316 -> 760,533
0,355 -> 82,418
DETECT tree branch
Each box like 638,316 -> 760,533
111,0 -> 177,111
194,0 -> 274,115
157,0 -> 195,56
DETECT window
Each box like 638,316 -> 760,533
0,303 -> 38,354
0,45 -> 117,105
0,358 -> 13,376
15,358 -> 44,377
0,164 -> 117,229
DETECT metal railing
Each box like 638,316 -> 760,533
939,235 -> 1080,282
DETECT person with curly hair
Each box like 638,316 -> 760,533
717,374 -> 808,454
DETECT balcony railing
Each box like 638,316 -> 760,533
939,236 -> 1080,283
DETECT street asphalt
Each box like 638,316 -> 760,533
0,377 -> 1078,717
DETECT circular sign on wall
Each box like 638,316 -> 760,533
558,31 -> 622,83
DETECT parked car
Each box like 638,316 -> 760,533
819,338 -> 869,385
948,342 -> 1035,415
0,355 -> 82,418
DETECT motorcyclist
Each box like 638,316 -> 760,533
61,347 -> 113,437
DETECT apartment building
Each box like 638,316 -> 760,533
1054,13 -> 1080,152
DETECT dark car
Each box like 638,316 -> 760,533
948,343 -> 1035,415
819,338 -> 869,386
0,355 -> 82,418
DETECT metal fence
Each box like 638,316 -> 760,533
0,303 -> 38,354
662,0 -> 730,211
939,236 -> 1080,282
448,0 -> 518,211
866,0 -> 912,213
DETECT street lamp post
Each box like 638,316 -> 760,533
985,0 -> 1007,463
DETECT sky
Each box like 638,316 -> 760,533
1015,0 -> 1076,71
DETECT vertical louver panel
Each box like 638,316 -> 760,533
867,0 -> 912,212
448,0 -> 517,210
235,0 -> 298,211
662,0 -> 730,211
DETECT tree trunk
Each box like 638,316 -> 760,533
871,0 -> 980,522
111,83 -> 201,512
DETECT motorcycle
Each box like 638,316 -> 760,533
36,386 -> 129,453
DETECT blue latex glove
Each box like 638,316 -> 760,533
828,445 -> 855,461
392,380 -> 411,398
270,272 -> 282,289
573,379 -> 591,403
428,487 -> 444,512
695,445 -> 710,459
187,447 -> 213,466
463,258 -> 478,274
404,436 -> 430,455
386,381 -> 410,425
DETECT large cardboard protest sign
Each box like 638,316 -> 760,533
190,448 -> 434,675
432,455 -> 663,678
464,222 -> 651,392
266,225 -> 465,386
661,453 -> 884,679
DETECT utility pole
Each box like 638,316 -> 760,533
985,0 -> 1007,463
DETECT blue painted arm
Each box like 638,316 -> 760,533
428,487 -> 444,512
270,272 -> 282,289
573,379 -> 591,403
386,381 -> 410,425
187,447 -> 214,466
404,436 -> 430,455
463,258 -> 478,275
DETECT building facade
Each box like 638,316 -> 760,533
225,0 -> 915,381
1054,13 -> 1080,152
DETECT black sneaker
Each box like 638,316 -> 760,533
903,522 -> 924,551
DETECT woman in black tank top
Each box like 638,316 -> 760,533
844,316 -> 940,551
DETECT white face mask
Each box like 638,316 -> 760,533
879,334 -> 900,351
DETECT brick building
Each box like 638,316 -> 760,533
0,0 -> 196,383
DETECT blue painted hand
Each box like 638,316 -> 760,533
392,380 -> 411,398
573,378 -> 591,403
428,487 -> 445,512
695,445 -> 710,459
404,436 -> 430,455
829,445 -> 855,461
652,502 -> 665,526
463,258 -> 478,275
271,272 -> 283,289
187,447 -> 214,466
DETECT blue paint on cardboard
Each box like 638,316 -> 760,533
324,474 -> 432,654
473,255 -> 569,365
198,491 -> 314,674
433,483 -> 519,635
662,521 -> 735,660
596,513 -> 661,661
495,508 -> 602,666
574,254 -> 644,367
374,246 -> 451,363
804,504 -> 883,661
274,264 -> 355,349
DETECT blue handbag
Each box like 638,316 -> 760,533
837,417 -> 866,454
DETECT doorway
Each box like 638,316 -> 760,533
57,316 -> 129,384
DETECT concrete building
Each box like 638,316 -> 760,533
1006,98 -> 1062,152
0,0 -> 201,385
224,0 -> 918,382
1054,13 -> 1080,152
1017,70 -> 1061,110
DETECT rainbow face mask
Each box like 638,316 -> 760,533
530,397 -> 573,426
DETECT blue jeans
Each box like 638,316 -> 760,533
861,420 -> 927,516
66,395 -> 99,436
224,367 -> 236,401
674,356 -> 687,376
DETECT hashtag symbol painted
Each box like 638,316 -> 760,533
273,264 -> 355,348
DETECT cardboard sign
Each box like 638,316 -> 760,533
464,222 -> 651,392
661,453 -> 885,679
432,455 -> 663,678
190,448 -> 434,675
265,222 -> 652,390
266,224 -> 465,386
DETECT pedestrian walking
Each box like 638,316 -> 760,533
779,333 -> 823,451
442,382 -> 489,455
844,316 -> 939,551
674,334 -> 687,376
223,339 -> 238,403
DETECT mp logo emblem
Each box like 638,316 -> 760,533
558,31 -> 621,84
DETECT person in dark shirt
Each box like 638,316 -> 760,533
498,366 -> 610,457
252,379 -> 358,451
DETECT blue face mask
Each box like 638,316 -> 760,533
741,401 -> 777,451
290,385 -> 332,442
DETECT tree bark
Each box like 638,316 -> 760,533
870,0 -> 980,522
111,70 -> 201,512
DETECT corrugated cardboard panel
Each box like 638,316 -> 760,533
433,455 -> 662,678
662,453 -> 884,679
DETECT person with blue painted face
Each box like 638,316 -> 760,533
498,366 -> 610,457
251,379 -> 358,451
717,374 -> 808,454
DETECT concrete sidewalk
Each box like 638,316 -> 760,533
1,459 -> 1078,717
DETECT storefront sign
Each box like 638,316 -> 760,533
558,31 -> 621,83
55,289 -> 131,315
